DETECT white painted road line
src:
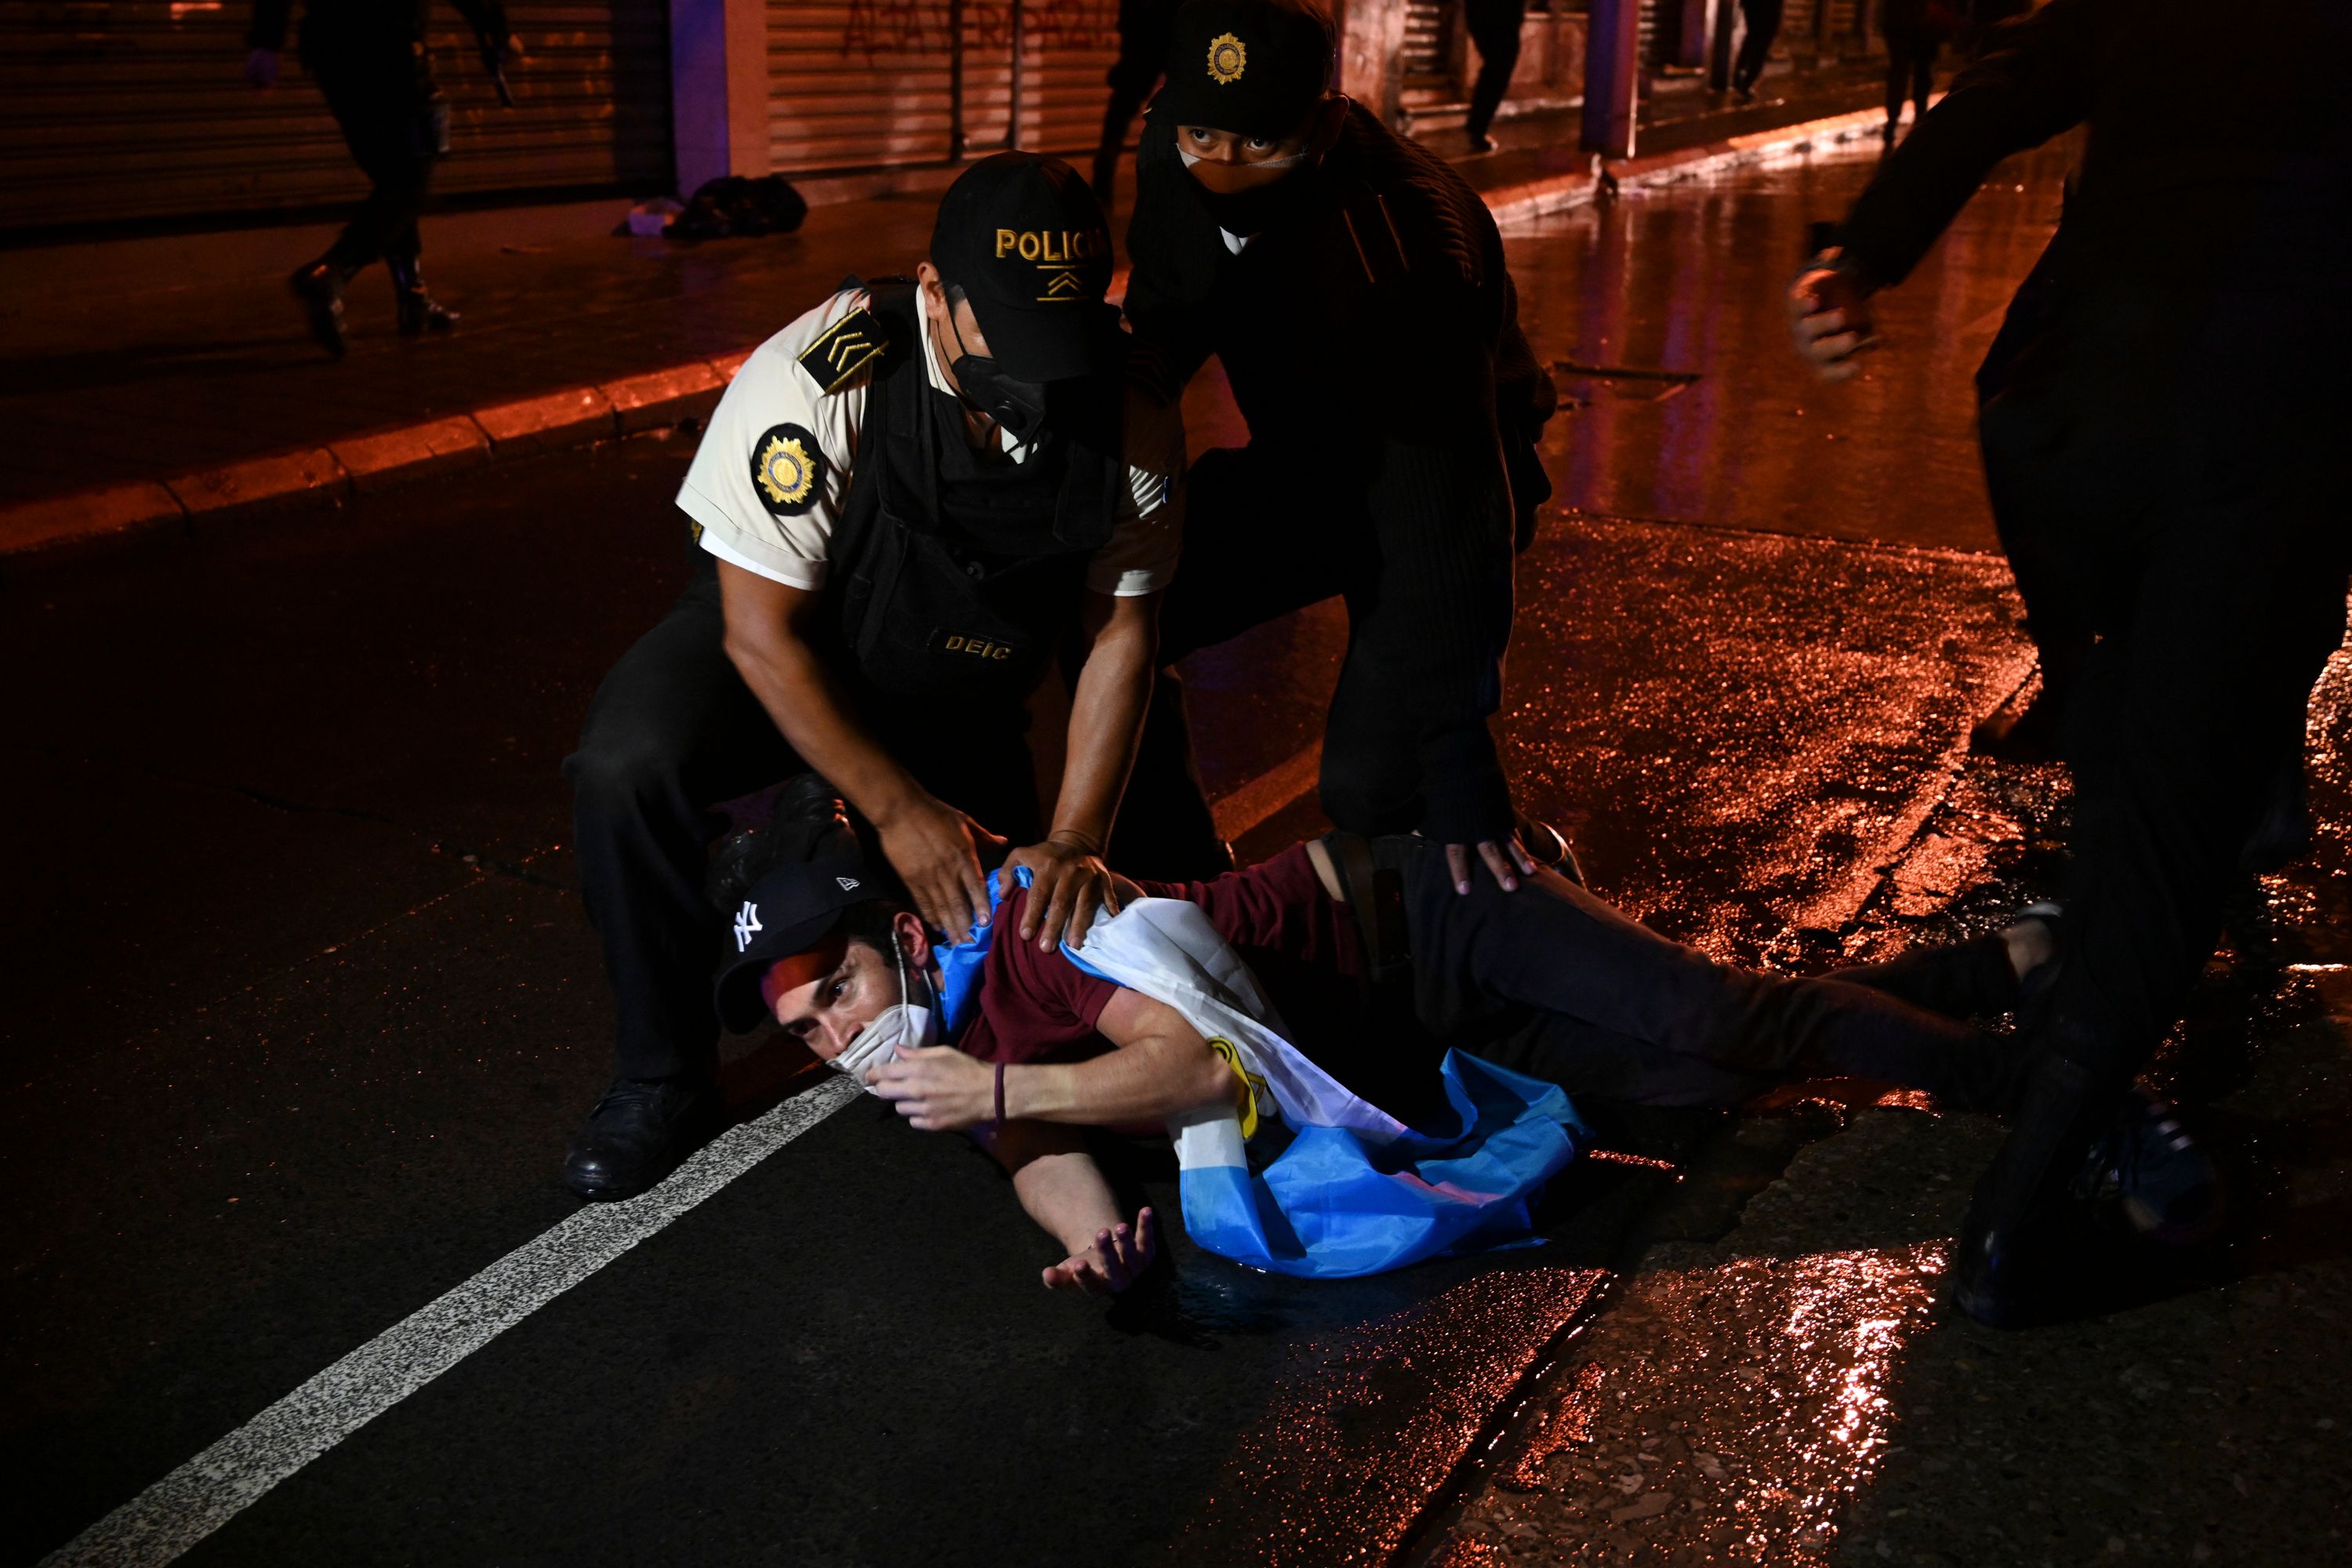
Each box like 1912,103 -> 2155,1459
42,1074 -> 865,1568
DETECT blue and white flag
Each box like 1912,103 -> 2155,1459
935,869 -> 1584,1279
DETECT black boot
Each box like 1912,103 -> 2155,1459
706,771 -> 858,913
289,260 -> 350,358
387,254 -> 459,337
563,1076 -> 722,1200
1950,1051 -> 2118,1327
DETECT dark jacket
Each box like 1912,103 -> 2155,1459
1123,99 -> 1555,844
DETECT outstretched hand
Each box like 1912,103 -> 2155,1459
1044,1208 -> 1156,1295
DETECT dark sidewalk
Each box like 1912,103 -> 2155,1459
0,60 -> 1894,514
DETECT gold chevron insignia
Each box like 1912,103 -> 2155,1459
754,430 -> 817,508
1207,32 -> 1246,85
1037,270 -> 1084,299
797,307 -> 886,392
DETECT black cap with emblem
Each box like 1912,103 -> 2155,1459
929,151 -> 1120,383
1156,0 -> 1336,140
711,855 -> 880,1033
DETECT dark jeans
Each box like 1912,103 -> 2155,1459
313,56 -> 434,271
1733,0 -> 1784,93
1464,0 -> 1527,142
564,557 -> 1042,1081
1380,837 -> 2024,1111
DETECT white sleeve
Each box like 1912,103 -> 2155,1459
677,296 -> 868,590
1084,379 -> 1186,597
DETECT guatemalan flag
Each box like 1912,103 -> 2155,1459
938,870 -> 1587,1279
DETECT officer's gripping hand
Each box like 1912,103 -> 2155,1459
1006,832 -> 1124,953
1787,250 -> 1879,380
878,795 -> 1002,942
1446,837 -> 1541,897
243,49 -> 280,89
1044,1208 -> 1156,1297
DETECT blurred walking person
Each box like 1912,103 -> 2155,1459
1788,0 -> 2352,1327
1463,0 -> 1526,153
1730,0 -> 1784,101
1878,0 -> 1957,147
245,0 -> 515,356
1093,0 -> 1181,213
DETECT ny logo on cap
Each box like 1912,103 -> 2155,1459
734,901 -> 762,952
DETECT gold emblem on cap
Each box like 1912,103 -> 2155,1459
1207,31 -> 1247,85
755,430 -> 817,508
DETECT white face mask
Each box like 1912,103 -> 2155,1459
833,934 -> 938,1088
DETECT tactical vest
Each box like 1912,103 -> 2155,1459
827,282 -> 1126,706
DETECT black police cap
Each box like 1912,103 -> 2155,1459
929,151 -> 1119,383
1156,0 -> 1336,141
712,855 -> 882,1033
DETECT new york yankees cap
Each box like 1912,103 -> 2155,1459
713,855 -> 880,1033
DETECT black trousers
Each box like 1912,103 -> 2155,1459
564,557 -> 1042,1081
1376,837 -> 2024,1111
1114,442 -> 1452,877
1986,281 -> 2351,1091
1464,0 -> 1527,143
311,53 -> 435,273
1091,0 -> 1175,208
1733,0 -> 1784,93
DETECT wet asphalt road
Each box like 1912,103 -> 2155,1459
16,136 -> 2342,1567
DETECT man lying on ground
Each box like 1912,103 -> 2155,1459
713,834 -> 2186,1293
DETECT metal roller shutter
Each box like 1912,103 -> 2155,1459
766,2 -> 1120,179
0,0 -> 671,235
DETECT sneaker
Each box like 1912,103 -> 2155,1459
562,1076 -> 722,1201
2079,1090 -> 2224,1245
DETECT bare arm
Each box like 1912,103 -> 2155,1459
717,561 -> 997,935
868,985 -> 1239,1132
972,1120 -> 1156,1294
1006,589 -> 1162,949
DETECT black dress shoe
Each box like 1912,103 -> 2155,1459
1514,810 -> 1585,887
563,1076 -> 721,1201
387,256 -> 459,337
1950,1052 -> 2117,1327
289,261 -> 349,358
706,771 -> 856,913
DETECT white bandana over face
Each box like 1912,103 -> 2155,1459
832,931 -> 939,1088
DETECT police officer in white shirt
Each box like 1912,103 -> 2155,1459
560,154 -> 1184,1199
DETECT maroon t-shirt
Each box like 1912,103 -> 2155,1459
954,844 -> 1367,1067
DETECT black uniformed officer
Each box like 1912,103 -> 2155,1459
561,154 -> 1185,1199
1118,0 -> 1560,895
245,0 -> 513,355
1789,0 -> 2351,1324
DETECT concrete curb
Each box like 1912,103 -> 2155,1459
0,103 -> 1889,561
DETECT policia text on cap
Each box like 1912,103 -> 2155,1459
557,154 -> 1185,1200
1113,0 -> 1562,897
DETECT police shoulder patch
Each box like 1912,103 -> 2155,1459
748,423 -> 826,517
797,306 -> 889,394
